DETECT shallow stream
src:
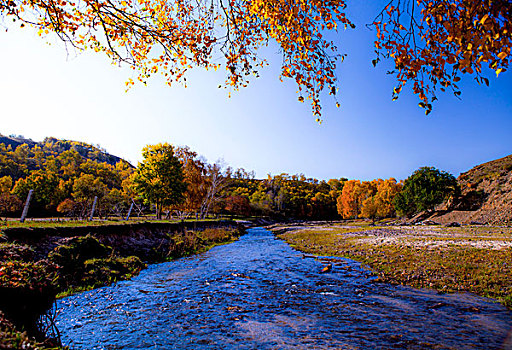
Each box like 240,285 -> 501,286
56,227 -> 512,349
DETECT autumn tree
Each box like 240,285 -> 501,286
394,166 -> 459,217
360,178 -> 402,222
12,170 -> 62,210
0,144 -> 27,180
0,176 -> 12,194
224,195 -> 251,217
249,188 -> 273,216
372,178 -> 402,218
0,175 -> 22,216
133,143 -> 186,219
3,0 -> 509,119
72,173 -> 108,218
3,0 -> 349,120
173,146 -> 208,218
311,191 -> 337,219
336,180 -> 376,219
56,198 -> 76,217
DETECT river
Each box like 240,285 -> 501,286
56,227 -> 512,349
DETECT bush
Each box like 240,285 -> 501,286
82,256 -> 146,286
0,243 -> 35,262
48,235 -> 111,269
0,260 -> 59,338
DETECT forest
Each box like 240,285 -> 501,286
0,134 -> 458,222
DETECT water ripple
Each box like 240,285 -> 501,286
56,227 -> 512,349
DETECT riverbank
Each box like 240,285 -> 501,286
271,221 -> 512,309
0,220 -> 245,349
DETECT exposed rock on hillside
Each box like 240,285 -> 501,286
433,154 -> 512,225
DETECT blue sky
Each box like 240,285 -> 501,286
1,1 -> 511,181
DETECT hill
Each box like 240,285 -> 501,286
0,133 -> 135,217
0,134 -> 128,168
433,154 -> 512,225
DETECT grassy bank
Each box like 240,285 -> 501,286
273,222 -> 512,308
0,217 -> 227,231
54,226 -> 243,298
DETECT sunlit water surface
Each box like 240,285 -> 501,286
56,227 -> 512,349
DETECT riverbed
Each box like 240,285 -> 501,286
56,227 -> 512,349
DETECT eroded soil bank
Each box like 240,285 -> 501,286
271,221 -> 512,308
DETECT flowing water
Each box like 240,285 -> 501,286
56,227 -> 512,349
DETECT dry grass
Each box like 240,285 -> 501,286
272,222 -> 512,308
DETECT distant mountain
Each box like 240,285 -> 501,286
434,154 -> 512,225
0,134 -> 131,167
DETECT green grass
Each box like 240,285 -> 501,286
0,217 -> 230,232
0,219 -> 124,229
275,223 -> 512,308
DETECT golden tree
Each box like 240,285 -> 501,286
173,146 -> 208,218
360,178 -> 402,221
337,180 -> 362,219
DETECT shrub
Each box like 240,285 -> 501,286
0,260 -> 59,338
0,243 -> 35,262
82,256 -> 146,286
48,235 -> 111,269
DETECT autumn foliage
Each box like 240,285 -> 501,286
336,178 -> 402,221
2,0 -> 350,119
0,135 -> 459,222
3,0 -> 508,118
374,0 -> 511,114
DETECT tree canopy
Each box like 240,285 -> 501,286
132,143 -> 186,219
393,166 -> 459,217
3,0 -> 509,119
336,178 -> 402,221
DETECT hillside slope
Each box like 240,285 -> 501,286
0,134 -> 128,168
434,154 -> 512,225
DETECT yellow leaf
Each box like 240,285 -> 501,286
498,52 -> 508,60
496,68 -> 503,77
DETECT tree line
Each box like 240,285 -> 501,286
0,136 -> 460,221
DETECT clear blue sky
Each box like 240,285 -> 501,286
1,1 -> 511,181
